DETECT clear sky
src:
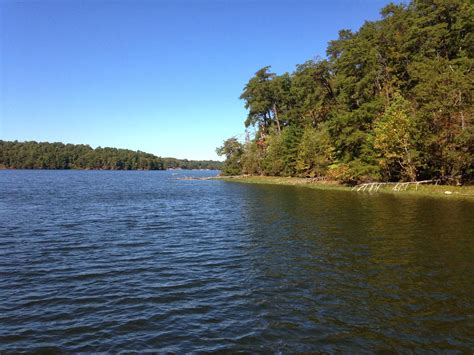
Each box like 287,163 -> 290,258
1,0 -> 400,160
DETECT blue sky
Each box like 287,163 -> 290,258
1,0 -> 400,160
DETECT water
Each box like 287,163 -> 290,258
0,170 -> 473,352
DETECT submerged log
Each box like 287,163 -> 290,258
176,176 -> 214,181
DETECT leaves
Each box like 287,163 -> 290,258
219,0 -> 473,184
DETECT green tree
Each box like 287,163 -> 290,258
296,124 -> 334,177
240,67 -> 292,136
219,0 -> 474,184
374,93 -> 419,181
216,138 -> 243,175
241,140 -> 263,175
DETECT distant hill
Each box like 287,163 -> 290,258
0,140 -> 223,170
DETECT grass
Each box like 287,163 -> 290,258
214,175 -> 474,200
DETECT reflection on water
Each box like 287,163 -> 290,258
0,170 -> 472,352
238,185 -> 473,351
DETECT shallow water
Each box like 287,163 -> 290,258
0,170 -> 473,352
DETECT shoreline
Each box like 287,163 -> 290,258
0,167 -> 219,171
214,175 -> 474,200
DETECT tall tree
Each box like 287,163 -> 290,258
220,0 -> 474,184
240,67 -> 291,136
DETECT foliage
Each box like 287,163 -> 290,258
240,140 -> 263,175
0,141 -> 223,170
216,137 -> 243,175
295,124 -> 334,177
261,127 -> 302,176
373,92 -> 420,181
220,0 -> 473,184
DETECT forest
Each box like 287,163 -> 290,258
0,141 -> 223,170
217,0 -> 473,185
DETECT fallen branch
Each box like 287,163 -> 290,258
352,180 -> 434,193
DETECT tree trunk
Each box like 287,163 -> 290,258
273,104 -> 281,135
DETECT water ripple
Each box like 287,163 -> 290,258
0,170 -> 473,352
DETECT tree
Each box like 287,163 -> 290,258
296,124 -> 334,178
0,140 -> 222,171
216,138 -> 243,176
239,67 -> 292,136
219,0 -> 474,184
374,93 -> 419,181
291,60 -> 335,127
241,140 -> 263,176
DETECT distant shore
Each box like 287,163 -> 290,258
0,140 -> 223,171
0,167 -> 218,171
215,175 -> 474,200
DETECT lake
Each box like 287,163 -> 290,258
0,170 -> 473,352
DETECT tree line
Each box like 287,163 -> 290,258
217,0 -> 473,185
0,141 -> 223,170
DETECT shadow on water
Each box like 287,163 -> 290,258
234,184 -> 474,351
